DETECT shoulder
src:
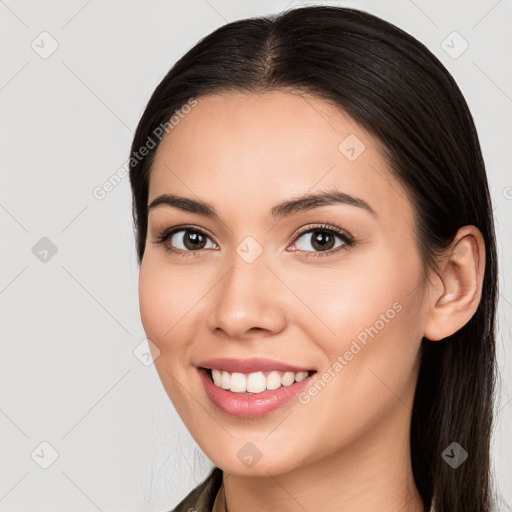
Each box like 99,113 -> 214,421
169,466 -> 223,512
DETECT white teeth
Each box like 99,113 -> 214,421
295,371 -> 308,382
246,371 -> 267,393
221,370 -> 230,389
266,371 -> 282,390
230,372 -> 247,392
208,368 -> 311,394
281,371 -> 295,386
212,369 -> 222,386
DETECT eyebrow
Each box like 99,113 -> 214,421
147,189 -> 377,219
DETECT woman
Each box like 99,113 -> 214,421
129,6 -> 498,512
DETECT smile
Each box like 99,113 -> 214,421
209,368 -> 311,393
196,358 -> 317,418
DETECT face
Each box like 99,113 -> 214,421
139,90 -> 429,476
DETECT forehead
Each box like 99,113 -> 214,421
149,90 -> 413,227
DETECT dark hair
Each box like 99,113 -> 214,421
129,6 -> 498,511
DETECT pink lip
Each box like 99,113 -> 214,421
197,357 -> 313,374
197,367 -> 316,419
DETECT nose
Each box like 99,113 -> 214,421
206,252 -> 288,340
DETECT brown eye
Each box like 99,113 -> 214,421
181,230 -> 206,250
294,226 -> 355,256
310,230 -> 336,251
154,226 -> 218,255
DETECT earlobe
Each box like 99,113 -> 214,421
423,226 -> 485,342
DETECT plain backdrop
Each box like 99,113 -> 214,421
1,1 -> 511,511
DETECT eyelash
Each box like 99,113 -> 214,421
153,223 -> 356,258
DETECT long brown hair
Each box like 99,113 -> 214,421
129,6 -> 499,511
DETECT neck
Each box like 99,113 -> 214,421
215,401 -> 424,512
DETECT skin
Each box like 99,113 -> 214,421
138,90 -> 486,512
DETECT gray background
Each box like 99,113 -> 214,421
1,1 -> 511,511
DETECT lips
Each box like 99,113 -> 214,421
197,357 -> 314,374
196,357 -> 317,418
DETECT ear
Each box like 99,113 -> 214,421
423,226 -> 486,342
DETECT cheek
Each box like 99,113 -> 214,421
138,255 -> 196,354
292,278 -> 424,453
288,257 -> 407,351
138,252 -> 228,366
289,249 -> 425,412
138,257 -> 201,410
